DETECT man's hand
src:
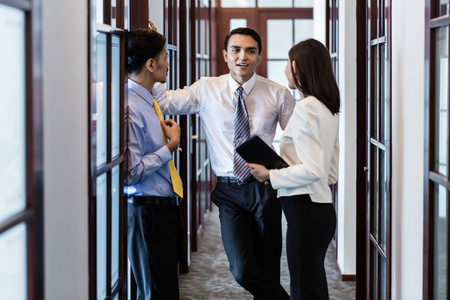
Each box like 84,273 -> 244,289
161,119 -> 180,153
246,163 -> 270,185
148,19 -> 157,32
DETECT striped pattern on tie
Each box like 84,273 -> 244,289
233,86 -> 251,182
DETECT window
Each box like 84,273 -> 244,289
0,0 -> 44,298
89,0 -> 127,298
424,1 -> 450,299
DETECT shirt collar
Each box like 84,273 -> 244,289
128,78 -> 154,106
227,73 -> 257,95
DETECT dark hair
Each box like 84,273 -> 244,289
224,27 -> 262,54
289,39 -> 340,114
127,29 -> 166,74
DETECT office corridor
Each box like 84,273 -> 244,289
179,208 -> 356,300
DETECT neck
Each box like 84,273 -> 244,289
230,72 -> 253,86
129,72 -> 155,93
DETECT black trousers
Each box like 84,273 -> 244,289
280,194 -> 336,300
127,203 -> 184,300
211,181 -> 290,300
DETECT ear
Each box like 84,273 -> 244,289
291,60 -> 297,74
222,49 -> 228,62
146,58 -> 155,72
256,52 -> 263,66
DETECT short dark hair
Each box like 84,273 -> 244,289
288,39 -> 340,114
224,27 -> 262,54
127,29 -> 166,74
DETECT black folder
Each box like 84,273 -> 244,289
236,136 -> 289,169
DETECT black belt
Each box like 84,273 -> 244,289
129,196 -> 182,206
216,176 -> 257,185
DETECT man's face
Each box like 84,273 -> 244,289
223,34 -> 262,85
154,46 -> 169,83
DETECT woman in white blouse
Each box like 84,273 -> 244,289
247,39 -> 340,300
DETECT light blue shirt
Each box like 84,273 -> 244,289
125,79 -> 179,197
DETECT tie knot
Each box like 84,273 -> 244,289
236,86 -> 243,97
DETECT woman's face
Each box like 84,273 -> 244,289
285,58 -> 296,90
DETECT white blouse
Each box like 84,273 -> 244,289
269,96 -> 339,203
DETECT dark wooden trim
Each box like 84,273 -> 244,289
355,0 -> 368,298
178,0 -> 190,274
430,14 -> 450,28
129,0 -> 148,29
0,210 -> 34,235
386,1 -> 393,298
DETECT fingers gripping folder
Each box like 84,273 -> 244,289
235,135 -> 289,169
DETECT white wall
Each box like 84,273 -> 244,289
391,1 -> 425,299
43,0 -> 89,298
336,0 -> 357,276
313,0 -> 326,44
149,0 -> 164,34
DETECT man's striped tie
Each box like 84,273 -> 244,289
233,86 -> 251,182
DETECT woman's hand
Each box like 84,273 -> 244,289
246,163 -> 270,185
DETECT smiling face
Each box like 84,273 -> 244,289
222,34 -> 262,85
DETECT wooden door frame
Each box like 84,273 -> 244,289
356,0 -> 368,298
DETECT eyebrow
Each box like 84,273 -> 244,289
230,45 -> 258,51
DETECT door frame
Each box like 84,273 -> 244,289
217,7 -> 313,77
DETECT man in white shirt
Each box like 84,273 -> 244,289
153,27 -> 294,300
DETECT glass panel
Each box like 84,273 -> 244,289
380,255 -> 386,300
111,35 -> 120,159
221,0 -> 256,7
370,145 -> 379,237
200,19 -> 206,55
95,33 -> 108,167
371,246 -> 378,299
435,27 -> 448,175
0,224 -> 27,300
294,0 -> 314,7
438,0 -> 450,17
111,0 -> 116,27
0,4 -> 26,224
230,18 -> 247,31
380,150 -> 387,247
96,0 -> 103,24
97,173 -> 107,299
124,0 -> 130,30
267,20 -> 293,59
371,45 -> 379,139
294,19 -> 314,44
258,0 -> 292,7
434,183 -> 447,299
380,43 -> 386,143
111,166 -> 120,285
268,60 -> 290,90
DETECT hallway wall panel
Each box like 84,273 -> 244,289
42,0 -> 89,298
391,1 -> 425,299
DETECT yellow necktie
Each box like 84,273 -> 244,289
153,99 -> 183,198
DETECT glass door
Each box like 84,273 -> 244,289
0,0 -> 44,299
366,0 -> 392,298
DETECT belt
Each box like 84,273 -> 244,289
216,176 -> 257,186
129,196 -> 182,206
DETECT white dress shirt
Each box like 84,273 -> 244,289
269,96 -> 339,203
153,73 -> 295,177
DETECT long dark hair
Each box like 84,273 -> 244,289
289,39 -> 340,114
